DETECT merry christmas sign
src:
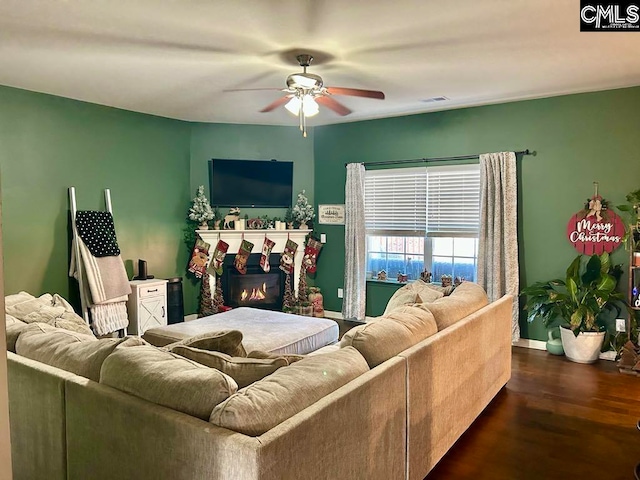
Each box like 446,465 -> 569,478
566,186 -> 624,255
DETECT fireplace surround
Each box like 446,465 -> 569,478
197,229 -> 311,301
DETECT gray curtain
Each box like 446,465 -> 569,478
477,152 -> 520,342
343,163 -> 366,321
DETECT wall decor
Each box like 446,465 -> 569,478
566,183 -> 624,254
318,204 -> 346,225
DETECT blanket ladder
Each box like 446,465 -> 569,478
68,187 -> 113,326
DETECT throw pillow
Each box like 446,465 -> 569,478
246,350 -> 305,365
15,323 -> 145,381
100,345 -> 238,420
383,286 -> 420,315
163,329 -> 246,357
424,281 -> 489,331
407,279 -> 445,303
171,345 -> 287,388
210,346 -> 369,436
410,279 -> 454,297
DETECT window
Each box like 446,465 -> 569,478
364,164 -> 480,282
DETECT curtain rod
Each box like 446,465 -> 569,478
346,149 -> 533,168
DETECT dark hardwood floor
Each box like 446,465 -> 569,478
427,347 -> 640,480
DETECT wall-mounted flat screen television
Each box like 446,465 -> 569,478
209,159 -> 294,208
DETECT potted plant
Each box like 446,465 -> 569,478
617,188 -> 640,262
521,252 -> 627,364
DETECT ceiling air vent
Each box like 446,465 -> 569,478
422,96 -> 449,103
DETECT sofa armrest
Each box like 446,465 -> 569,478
399,294 -> 513,480
7,352 -> 79,480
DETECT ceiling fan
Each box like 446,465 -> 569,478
232,54 -> 385,137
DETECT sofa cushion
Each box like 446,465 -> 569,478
171,345 -> 287,388
424,281 -> 489,331
383,287 -> 421,315
209,346 -> 369,436
15,323 -> 144,381
246,350 -> 305,365
5,314 -> 28,352
147,329 -> 246,356
407,279 -> 450,299
100,345 -> 238,420
340,306 -> 438,367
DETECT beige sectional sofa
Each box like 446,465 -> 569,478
5,282 -> 513,480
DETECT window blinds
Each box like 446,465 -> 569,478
364,167 -> 427,235
426,164 -> 480,237
364,163 -> 480,237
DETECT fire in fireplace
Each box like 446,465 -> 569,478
223,253 -> 284,311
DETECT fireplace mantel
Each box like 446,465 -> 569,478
197,229 -> 311,294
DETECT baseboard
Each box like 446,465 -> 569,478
513,337 -> 616,361
184,314 -> 198,322
513,338 -> 546,350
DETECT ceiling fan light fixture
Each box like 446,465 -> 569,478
285,94 -> 319,117
285,96 -> 302,116
302,96 -> 319,117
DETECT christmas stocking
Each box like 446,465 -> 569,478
302,237 -> 323,274
259,237 -> 276,272
279,239 -> 298,275
207,240 -> 229,276
187,238 -> 210,279
234,239 -> 254,274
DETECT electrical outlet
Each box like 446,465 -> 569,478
337,288 -> 344,299
320,233 -> 327,243
616,318 -> 626,332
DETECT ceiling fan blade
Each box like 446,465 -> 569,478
325,87 -> 385,100
260,96 -> 290,113
316,96 -> 352,116
224,88 -> 284,93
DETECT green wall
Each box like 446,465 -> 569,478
313,86 -> 640,340
2,83 -> 639,339
185,123 -> 315,313
0,86 -> 192,309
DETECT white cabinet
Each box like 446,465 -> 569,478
127,279 -> 168,335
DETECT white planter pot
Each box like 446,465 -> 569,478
559,326 -> 605,364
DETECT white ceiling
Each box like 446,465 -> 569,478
1,0 -> 639,126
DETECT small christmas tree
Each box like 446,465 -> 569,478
282,272 -> 295,312
198,274 -> 216,318
292,190 -> 315,227
189,185 -> 214,227
213,273 -> 225,312
297,266 -> 309,304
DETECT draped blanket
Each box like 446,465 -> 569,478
69,228 -> 131,336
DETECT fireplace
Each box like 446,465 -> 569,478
222,254 -> 284,311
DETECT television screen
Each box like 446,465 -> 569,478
209,159 -> 293,208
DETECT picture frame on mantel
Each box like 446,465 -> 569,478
318,204 -> 346,225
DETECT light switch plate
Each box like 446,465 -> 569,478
337,288 -> 344,298
616,318 -> 626,332
320,233 -> 327,243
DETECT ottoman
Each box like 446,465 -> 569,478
141,307 -> 339,355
